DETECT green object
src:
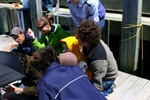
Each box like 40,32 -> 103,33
33,24 -> 70,55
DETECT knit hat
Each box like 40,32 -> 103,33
11,27 -> 23,36
59,52 -> 77,66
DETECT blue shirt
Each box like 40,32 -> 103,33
68,0 -> 106,26
37,62 -> 106,100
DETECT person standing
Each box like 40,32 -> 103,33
75,20 -> 118,96
28,15 -> 70,55
10,27 -> 35,56
68,0 -> 106,30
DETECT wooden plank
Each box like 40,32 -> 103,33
120,78 -> 148,100
113,71 -> 130,90
0,3 -> 22,8
132,81 -> 150,100
106,75 -> 139,100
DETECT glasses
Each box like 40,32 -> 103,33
37,24 -> 46,30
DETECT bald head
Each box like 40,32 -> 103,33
59,52 -> 77,66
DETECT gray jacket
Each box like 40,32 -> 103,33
85,40 -> 118,91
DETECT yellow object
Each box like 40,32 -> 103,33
60,36 -> 85,61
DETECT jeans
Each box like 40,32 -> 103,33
42,0 -> 53,12
101,79 -> 115,96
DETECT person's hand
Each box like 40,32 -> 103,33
28,28 -> 35,40
9,84 -> 23,94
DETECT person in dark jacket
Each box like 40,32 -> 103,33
75,20 -> 118,96
4,53 -> 42,100
30,46 -> 106,100
10,27 -> 35,56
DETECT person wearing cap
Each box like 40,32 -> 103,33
68,0 -> 106,30
75,20 -> 118,96
28,15 -> 70,55
10,27 -> 35,56
30,46 -> 106,100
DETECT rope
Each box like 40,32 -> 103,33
121,23 -> 143,42
121,23 -> 144,77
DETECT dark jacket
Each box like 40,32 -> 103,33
37,62 -> 106,100
12,31 -> 35,56
21,56 -> 42,97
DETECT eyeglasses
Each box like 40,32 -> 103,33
37,24 -> 46,30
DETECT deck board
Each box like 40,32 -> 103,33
133,81 -> 150,100
106,74 -> 139,99
121,78 -> 148,100
106,71 -> 150,100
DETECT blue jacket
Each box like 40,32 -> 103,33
37,62 -> 106,100
12,31 -> 35,56
68,0 -> 106,26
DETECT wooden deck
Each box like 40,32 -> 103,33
106,71 -> 150,100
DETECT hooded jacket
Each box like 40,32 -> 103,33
32,24 -> 70,55
12,31 -> 35,56
60,36 -> 85,61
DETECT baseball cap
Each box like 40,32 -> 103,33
10,27 -> 23,36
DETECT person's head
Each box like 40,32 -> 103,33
12,52 -> 28,70
36,15 -> 54,34
75,20 -> 101,48
70,0 -> 79,4
10,27 -> 25,44
59,52 -> 77,66
31,46 -> 58,72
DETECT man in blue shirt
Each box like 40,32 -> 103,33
68,0 -> 106,29
10,27 -> 35,56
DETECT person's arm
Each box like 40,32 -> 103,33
87,2 -> 100,22
68,5 -> 81,26
27,28 -> 46,49
90,60 -> 108,91
32,35 -> 47,49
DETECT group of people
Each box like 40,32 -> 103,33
1,0 -> 119,100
